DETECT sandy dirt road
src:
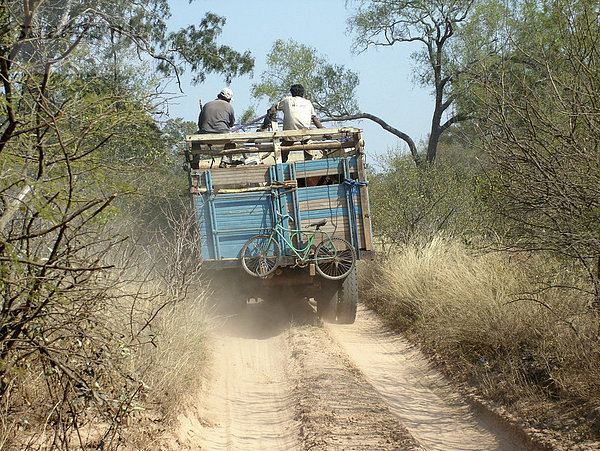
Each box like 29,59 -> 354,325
174,302 -> 299,450
173,300 -> 542,450
327,305 -> 539,450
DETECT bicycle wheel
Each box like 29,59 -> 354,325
314,237 -> 356,280
240,234 -> 281,278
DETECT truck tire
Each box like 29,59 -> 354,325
336,266 -> 358,324
316,281 -> 338,323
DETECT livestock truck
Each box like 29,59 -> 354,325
184,127 -> 373,324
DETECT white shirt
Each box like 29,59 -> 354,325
276,96 -> 316,130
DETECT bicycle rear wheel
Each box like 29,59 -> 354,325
241,234 -> 281,278
314,238 -> 356,280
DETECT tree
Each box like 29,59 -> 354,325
347,0 -> 474,165
463,0 -> 600,309
252,39 -> 360,118
252,38 -> 424,165
0,1 -> 253,155
369,141 -> 484,246
0,1 -> 252,445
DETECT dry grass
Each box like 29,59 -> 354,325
360,235 -> 600,445
0,211 -> 210,450
129,284 -> 209,421
0,277 -> 210,451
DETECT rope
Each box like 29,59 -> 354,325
230,114 -> 282,132
271,180 -> 298,189
343,178 -> 368,188
343,178 -> 368,258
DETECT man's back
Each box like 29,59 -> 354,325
198,99 -> 235,133
277,96 -> 316,130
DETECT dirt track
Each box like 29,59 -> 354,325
173,300 -> 543,450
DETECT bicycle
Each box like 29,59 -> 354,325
240,213 -> 356,280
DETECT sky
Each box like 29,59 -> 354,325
164,0 -> 434,162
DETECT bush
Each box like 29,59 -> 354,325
368,146 -> 489,248
360,236 -> 600,443
0,207 -> 208,449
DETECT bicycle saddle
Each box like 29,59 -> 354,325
309,219 -> 327,229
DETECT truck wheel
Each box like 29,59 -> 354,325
336,267 -> 358,324
316,281 -> 337,323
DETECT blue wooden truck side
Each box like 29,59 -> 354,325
185,127 -> 373,324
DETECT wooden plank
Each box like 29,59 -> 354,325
354,131 -> 373,252
205,166 -> 271,188
188,139 -> 357,155
297,198 -> 361,212
185,127 -> 362,145
293,168 -> 356,179
193,186 -> 271,194
324,148 -> 353,158
208,165 -> 270,177
208,174 -> 261,185
323,134 -> 362,158
294,157 -> 356,173
295,184 -> 345,202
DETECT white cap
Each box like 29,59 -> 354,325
219,87 -> 233,101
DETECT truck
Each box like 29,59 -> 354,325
184,126 -> 373,324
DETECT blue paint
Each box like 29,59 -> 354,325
191,157 -> 368,262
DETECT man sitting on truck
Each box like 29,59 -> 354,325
197,87 -> 235,134
193,87 -> 235,168
263,84 -> 325,162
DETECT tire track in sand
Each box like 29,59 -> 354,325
327,304 -> 541,451
175,300 -> 419,450
175,303 -> 300,450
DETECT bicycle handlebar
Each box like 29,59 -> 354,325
275,211 -> 295,222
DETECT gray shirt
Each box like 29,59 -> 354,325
198,99 -> 235,133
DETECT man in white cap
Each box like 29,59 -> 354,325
194,87 -> 235,168
197,87 -> 235,134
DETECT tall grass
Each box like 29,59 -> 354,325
360,236 -> 600,442
0,209 -> 209,450
115,208 -> 210,425
127,281 -> 209,421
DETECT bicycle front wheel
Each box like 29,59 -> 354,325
241,234 -> 281,278
314,238 -> 356,280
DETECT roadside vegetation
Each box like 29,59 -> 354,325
2,0 -> 599,448
359,0 -> 600,446
0,1 -> 251,448
360,240 -> 600,446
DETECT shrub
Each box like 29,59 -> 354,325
368,147 -> 488,248
360,236 -> 600,442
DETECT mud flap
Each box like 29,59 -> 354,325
316,280 -> 338,323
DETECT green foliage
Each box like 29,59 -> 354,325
239,107 -> 257,126
349,0 -> 471,84
369,141 -> 487,245
347,0 -> 475,163
164,12 -> 254,84
251,39 -> 359,117
461,0 -> 600,304
0,1 -> 249,445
